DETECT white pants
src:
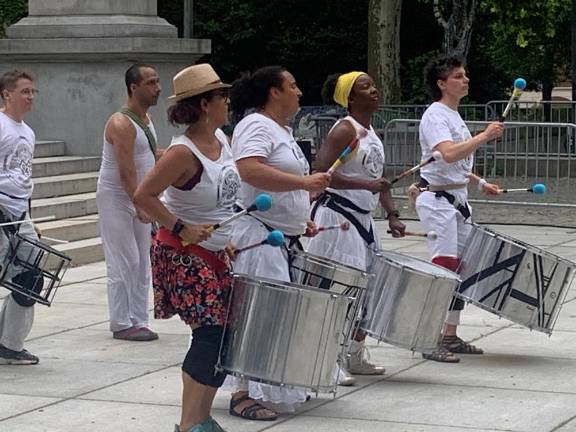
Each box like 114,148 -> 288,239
223,217 -> 307,413
96,189 -> 151,332
416,190 -> 473,326
0,215 -> 37,352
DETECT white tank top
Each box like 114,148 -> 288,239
162,129 -> 241,251
98,115 -> 157,194
326,116 -> 385,212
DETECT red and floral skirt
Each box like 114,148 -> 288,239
151,238 -> 232,327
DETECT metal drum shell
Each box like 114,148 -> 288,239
457,225 -> 575,334
219,274 -> 354,393
362,250 -> 461,354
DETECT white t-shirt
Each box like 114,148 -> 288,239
232,113 -> 310,236
419,102 -> 473,185
0,112 -> 35,218
326,115 -> 384,212
162,129 -> 241,251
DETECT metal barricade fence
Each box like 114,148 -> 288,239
485,100 -> 576,123
383,119 -> 576,205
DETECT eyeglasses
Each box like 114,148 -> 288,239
19,88 -> 39,96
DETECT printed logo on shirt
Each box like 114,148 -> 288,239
217,165 -> 241,208
2,137 -> 33,187
362,143 -> 385,178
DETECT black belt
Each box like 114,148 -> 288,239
311,192 -> 375,246
418,179 -> 471,220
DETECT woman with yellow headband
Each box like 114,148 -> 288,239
308,71 -> 405,386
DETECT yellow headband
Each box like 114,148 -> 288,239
333,71 -> 365,107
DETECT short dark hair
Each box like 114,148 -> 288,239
424,54 -> 465,101
125,63 -> 154,96
321,73 -> 341,105
167,90 -> 218,126
0,70 -> 34,100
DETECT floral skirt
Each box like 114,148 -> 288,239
151,238 -> 232,327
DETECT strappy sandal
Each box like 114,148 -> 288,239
229,393 -> 278,421
442,335 -> 484,354
422,346 -> 460,363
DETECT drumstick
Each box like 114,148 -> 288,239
235,230 -> 285,254
0,215 -> 56,227
500,78 -> 526,121
208,193 -> 272,233
317,222 -> 350,232
390,150 -> 442,185
498,183 -> 546,194
327,138 -> 359,174
387,229 -> 438,240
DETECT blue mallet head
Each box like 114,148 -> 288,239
514,78 -> 527,90
531,183 -> 546,194
254,193 -> 273,212
266,230 -> 285,247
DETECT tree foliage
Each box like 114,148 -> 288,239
0,0 -> 26,38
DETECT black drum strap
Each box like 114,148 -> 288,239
418,178 -> 471,220
312,192 -> 375,246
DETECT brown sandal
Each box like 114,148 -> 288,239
229,393 -> 278,421
422,346 -> 460,363
442,335 -> 484,354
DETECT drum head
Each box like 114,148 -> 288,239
375,250 -> 460,280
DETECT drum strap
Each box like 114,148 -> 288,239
312,192 -> 375,246
418,179 -> 471,220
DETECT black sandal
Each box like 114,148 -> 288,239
442,335 -> 484,354
229,393 -> 278,421
422,346 -> 460,363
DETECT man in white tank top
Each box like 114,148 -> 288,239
0,70 -> 41,364
96,64 -> 162,341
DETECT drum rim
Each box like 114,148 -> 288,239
231,272 -> 357,301
373,249 -> 461,282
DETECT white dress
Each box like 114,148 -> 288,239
223,112 -> 310,412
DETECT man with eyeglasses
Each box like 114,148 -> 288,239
0,70 -> 41,364
96,63 -> 163,341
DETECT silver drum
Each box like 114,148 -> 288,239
290,250 -> 371,341
361,250 -> 461,353
457,224 -> 575,334
219,274 -> 354,393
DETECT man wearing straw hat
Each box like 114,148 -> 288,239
96,63 -> 162,341
0,70 -> 41,365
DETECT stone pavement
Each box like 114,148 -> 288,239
1,220 -> 576,432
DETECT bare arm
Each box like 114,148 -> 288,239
236,157 -> 330,193
435,122 -> 504,163
105,114 -> 139,200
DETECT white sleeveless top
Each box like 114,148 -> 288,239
98,115 -> 157,194
326,116 -> 385,212
0,112 -> 35,218
232,113 -> 311,236
162,129 -> 241,251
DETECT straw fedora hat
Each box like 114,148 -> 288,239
168,64 -> 231,102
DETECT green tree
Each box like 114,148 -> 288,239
0,0 -> 27,38
480,0 -> 571,102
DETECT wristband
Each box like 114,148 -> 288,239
171,218 -> 185,236
477,178 -> 487,191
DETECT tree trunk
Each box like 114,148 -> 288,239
433,0 -> 477,60
368,0 -> 402,104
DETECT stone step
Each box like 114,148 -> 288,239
53,237 -> 104,268
32,156 -> 101,178
32,172 -> 99,199
35,140 -> 66,158
36,214 -> 99,244
32,192 -> 97,220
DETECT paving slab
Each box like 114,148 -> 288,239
0,394 -> 61,421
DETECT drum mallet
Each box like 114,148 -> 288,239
498,183 -> 546,194
327,137 -> 360,174
387,229 -> 438,240
235,230 -> 285,254
390,150 -> 442,185
0,215 -> 56,227
208,193 -> 272,233
317,222 -> 350,233
500,78 -> 526,121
